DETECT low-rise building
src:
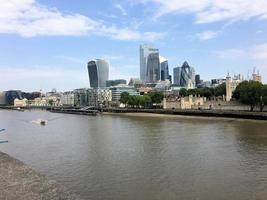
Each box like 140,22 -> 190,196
106,79 -> 127,87
29,96 -> 61,107
61,91 -> 75,106
88,89 -> 112,107
109,85 -> 139,102
14,98 -> 28,107
226,74 -> 244,101
0,92 -> 6,105
74,88 -> 89,106
163,95 -> 205,109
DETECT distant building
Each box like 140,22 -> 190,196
252,69 -> 262,83
128,78 -> 144,88
226,74 -> 244,101
0,92 -> 6,105
109,86 -> 139,102
140,44 -> 160,82
180,61 -> 195,87
163,95 -> 205,110
88,89 -> 112,107
106,79 -> 127,87
14,98 -> 28,107
195,74 -> 201,85
73,88 -> 89,106
146,52 -> 160,83
173,61 -> 195,87
87,59 -> 109,88
211,78 -> 226,87
159,56 -> 169,81
61,91 -> 75,106
173,67 -> 182,85
5,90 -> 23,105
154,80 -> 171,92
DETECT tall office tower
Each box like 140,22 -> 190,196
180,61 -> 195,87
195,74 -> 201,85
87,59 -> 109,88
146,52 -> 160,83
140,44 -> 159,82
159,56 -> 169,81
173,67 -> 181,85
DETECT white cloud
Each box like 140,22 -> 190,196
115,4 -> 127,16
196,30 -> 221,40
0,0 -> 163,41
135,0 -> 267,23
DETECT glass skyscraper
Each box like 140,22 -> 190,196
140,44 -> 160,83
159,56 -> 169,81
146,52 -> 160,83
173,67 -> 182,85
87,59 -> 109,88
173,61 -> 195,87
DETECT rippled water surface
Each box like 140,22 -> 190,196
1,110 -> 267,199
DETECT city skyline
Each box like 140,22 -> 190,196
0,0 -> 267,92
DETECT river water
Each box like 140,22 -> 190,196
0,110 -> 267,199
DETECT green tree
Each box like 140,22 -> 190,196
259,85 -> 267,112
120,92 -> 130,105
202,87 -> 213,99
187,89 -> 197,96
149,92 -> 164,104
48,99 -> 54,106
179,88 -> 187,97
214,83 -> 226,97
234,81 -> 263,111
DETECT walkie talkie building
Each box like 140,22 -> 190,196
87,59 -> 109,88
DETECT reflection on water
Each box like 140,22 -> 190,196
1,110 -> 267,199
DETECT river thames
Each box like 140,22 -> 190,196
1,110 -> 267,199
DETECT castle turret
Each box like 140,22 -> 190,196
226,73 -> 232,102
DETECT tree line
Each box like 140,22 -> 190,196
120,91 -> 164,108
179,83 -> 226,99
233,80 -> 267,111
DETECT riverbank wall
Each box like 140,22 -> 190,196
0,151 -> 81,200
102,108 -> 267,120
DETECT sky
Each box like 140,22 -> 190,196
0,0 -> 267,92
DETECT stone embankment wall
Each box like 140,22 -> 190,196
103,108 -> 267,120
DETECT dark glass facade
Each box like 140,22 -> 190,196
146,52 -> 160,83
173,61 -> 195,87
87,59 -> 109,88
160,60 -> 169,81
5,90 -> 23,105
106,79 -> 127,87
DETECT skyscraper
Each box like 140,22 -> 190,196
140,44 -> 159,82
195,74 -> 201,85
180,61 -> 195,87
87,59 -> 109,88
173,67 -> 181,85
173,61 -> 195,87
159,56 -> 169,81
146,52 -> 160,83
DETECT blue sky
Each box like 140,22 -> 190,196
0,0 -> 267,92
